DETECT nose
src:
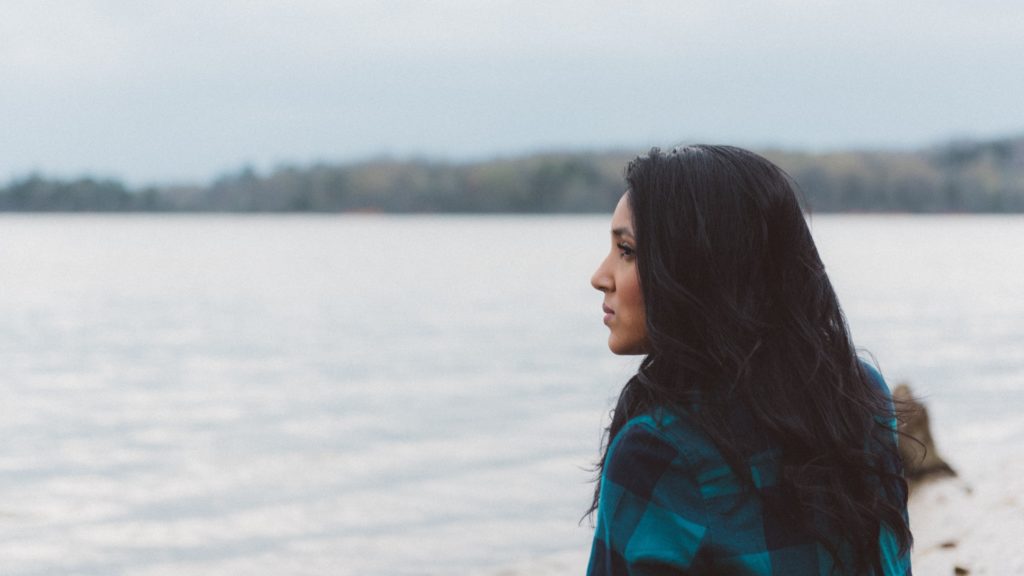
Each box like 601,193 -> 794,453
591,255 -> 613,293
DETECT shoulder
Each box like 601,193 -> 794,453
593,415 -> 712,572
603,416 -> 691,501
860,359 -> 892,397
858,358 -> 901,438
603,410 -> 717,492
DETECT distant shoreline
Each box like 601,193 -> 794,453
3,136 -> 1023,213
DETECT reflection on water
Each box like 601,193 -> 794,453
0,215 -> 1021,575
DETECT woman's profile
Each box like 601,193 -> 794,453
587,145 -> 912,575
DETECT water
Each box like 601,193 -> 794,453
0,214 -> 1021,575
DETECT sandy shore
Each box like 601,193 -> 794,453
908,451 -> 1024,575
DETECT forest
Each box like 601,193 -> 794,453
2,136 -> 1022,213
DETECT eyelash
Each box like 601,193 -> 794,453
617,242 -> 635,258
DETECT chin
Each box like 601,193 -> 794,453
608,337 -> 646,356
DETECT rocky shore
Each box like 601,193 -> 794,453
900,383 -> 1024,575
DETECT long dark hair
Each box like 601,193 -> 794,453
587,145 -> 911,573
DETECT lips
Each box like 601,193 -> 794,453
602,304 -> 614,324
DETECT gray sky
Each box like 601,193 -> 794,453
3,0 -> 1022,185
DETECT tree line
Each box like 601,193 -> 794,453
2,136 -> 1023,213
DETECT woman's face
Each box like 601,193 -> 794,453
590,193 -> 647,355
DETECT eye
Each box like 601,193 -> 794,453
617,242 -> 635,259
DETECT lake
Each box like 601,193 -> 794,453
0,214 -> 1021,575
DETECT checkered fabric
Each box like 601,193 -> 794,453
586,365 -> 911,575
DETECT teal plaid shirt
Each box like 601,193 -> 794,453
587,366 -> 911,575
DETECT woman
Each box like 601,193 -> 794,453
586,145 -> 912,575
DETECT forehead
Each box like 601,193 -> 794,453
611,193 -> 632,229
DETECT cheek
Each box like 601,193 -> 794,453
611,270 -> 647,354
620,272 -> 645,323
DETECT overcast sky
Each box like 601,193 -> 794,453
3,0 -> 1022,185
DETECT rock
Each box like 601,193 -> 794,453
892,383 -> 957,486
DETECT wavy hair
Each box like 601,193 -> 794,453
586,145 -> 912,574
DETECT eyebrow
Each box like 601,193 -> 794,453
611,227 -> 635,239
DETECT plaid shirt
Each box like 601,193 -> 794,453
587,365 -> 911,575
